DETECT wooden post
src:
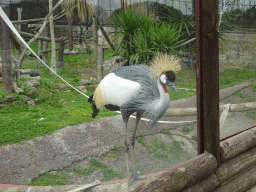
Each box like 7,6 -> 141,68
97,45 -> 103,80
17,8 -> 22,44
93,14 -> 98,63
68,18 -> 73,52
196,0 -> 220,165
1,6 -> 12,94
57,40 -> 64,72
42,24 -> 48,62
37,40 -> 43,70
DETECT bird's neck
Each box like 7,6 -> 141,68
157,78 -> 169,96
154,78 -> 170,118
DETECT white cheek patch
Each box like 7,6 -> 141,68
100,73 -> 141,107
160,75 -> 166,84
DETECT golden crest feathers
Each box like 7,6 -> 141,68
150,53 -> 182,79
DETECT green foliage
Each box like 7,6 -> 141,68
152,3 -> 195,38
111,7 -> 182,65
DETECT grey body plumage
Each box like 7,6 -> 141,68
111,64 -> 170,128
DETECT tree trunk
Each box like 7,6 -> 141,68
1,6 -> 12,94
49,0 -> 56,73
68,19 -> 73,51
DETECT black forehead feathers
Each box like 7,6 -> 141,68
166,70 -> 175,82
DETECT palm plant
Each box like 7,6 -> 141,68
111,7 -> 183,65
111,7 -> 146,65
133,21 -> 183,64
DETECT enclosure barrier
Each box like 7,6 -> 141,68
163,101 -> 256,117
125,126 -> 256,192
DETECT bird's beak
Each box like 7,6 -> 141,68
166,81 -> 177,92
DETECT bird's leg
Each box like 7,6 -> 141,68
128,112 -> 146,187
123,121 -> 130,178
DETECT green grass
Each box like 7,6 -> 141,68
30,157 -> 125,185
148,138 -> 184,162
182,126 -> 191,134
191,135 -> 197,141
234,91 -> 245,99
29,172 -> 68,186
161,130 -> 171,136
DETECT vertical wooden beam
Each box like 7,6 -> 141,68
1,6 -> 12,94
196,0 -> 220,166
37,40 -> 42,70
97,45 -> 103,80
57,40 -> 64,72
93,13 -> 98,63
42,24 -> 48,62
68,18 -> 73,52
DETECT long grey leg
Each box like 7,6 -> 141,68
124,122 -> 130,178
130,112 -> 142,175
121,112 -> 130,178
128,112 -> 143,187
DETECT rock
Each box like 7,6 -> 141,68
64,49 -> 79,55
22,95 -> 31,101
80,79 -> 92,85
75,86 -> 87,93
13,83 -> 24,95
35,98 -> 43,104
31,76 -> 41,81
26,87 -> 38,99
51,89 -> 60,93
22,78 -> 40,88
90,77 -> 97,82
13,100 -> 23,105
20,74 -> 30,78
27,100 -> 35,107
5,95 -> 17,102
0,104 -> 7,109
59,84 -> 71,91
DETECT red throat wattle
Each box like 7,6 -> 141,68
163,85 -> 168,93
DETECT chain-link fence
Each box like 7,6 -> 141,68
219,0 -> 256,70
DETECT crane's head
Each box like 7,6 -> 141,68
159,70 -> 177,92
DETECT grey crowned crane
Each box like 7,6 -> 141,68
88,54 -> 181,186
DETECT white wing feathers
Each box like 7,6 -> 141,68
100,73 -> 141,107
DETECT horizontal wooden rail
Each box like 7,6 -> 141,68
220,127 -> 256,163
163,102 -> 256,117
18,31 -> 66,42
128,153 -> 217,192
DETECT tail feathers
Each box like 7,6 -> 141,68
92,105 -> 100,118
88,94 -> 100,118
88,95 -> 93,103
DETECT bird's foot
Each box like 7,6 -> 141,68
128,173 -> 148,187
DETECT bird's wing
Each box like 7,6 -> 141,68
96,73 -> 141,108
